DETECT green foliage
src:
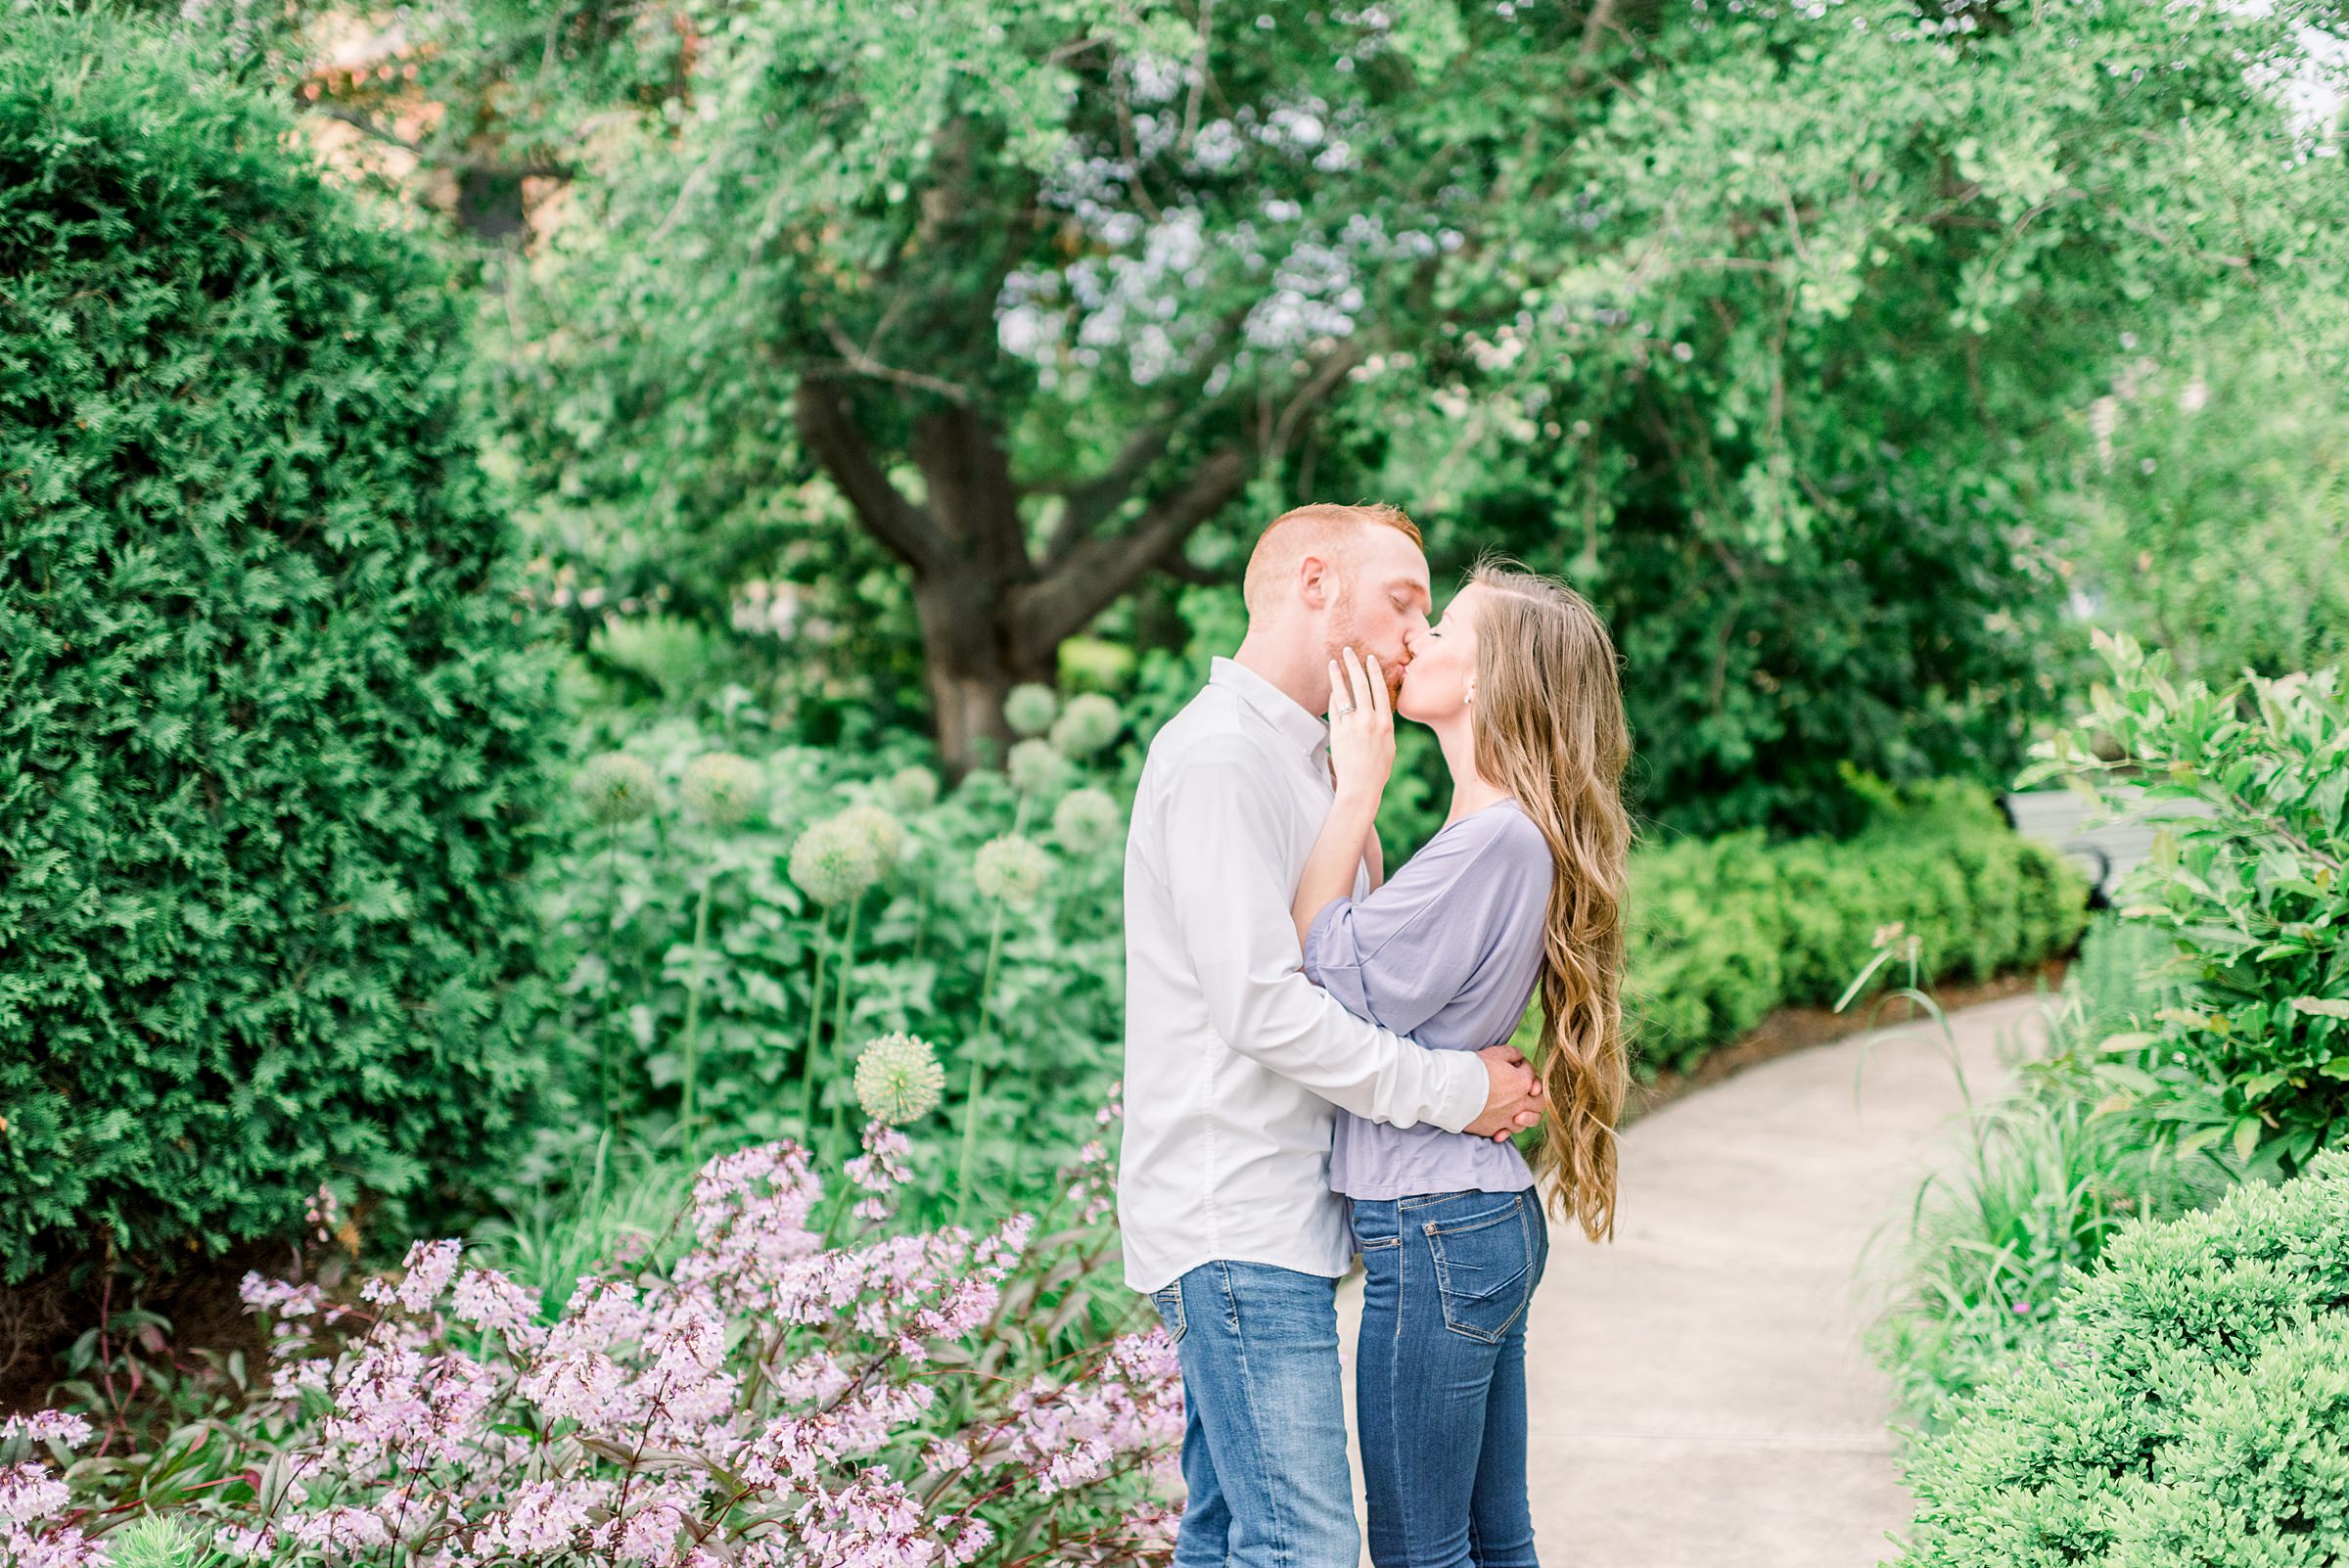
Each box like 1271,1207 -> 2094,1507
1625,780 -> 2091,1075
1326,0 -> 2349,835
1869,916 -> 2224,1419
2025,630 -> 2349,1177
536,714 -> 1128,1225
2052,326 -> 2349,691
0,12 -> 564,1283
1895,1150 -> 2349,1568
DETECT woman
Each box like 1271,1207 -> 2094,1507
1290,561 -> 1632,1568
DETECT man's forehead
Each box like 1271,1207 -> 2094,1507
1357,529 -> 1431,590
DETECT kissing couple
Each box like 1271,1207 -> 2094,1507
1117,502 -> 1634,1568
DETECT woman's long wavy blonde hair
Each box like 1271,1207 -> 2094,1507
1467,561 -> 1633,1243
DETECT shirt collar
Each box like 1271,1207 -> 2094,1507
1210,656 -> 1330,761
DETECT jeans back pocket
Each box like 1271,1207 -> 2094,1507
1149,1281 -> 1188,1346
1424,1193 -> 1536,1344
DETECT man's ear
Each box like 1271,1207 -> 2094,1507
1297,553 -> 1334,611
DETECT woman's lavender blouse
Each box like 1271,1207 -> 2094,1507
1304,798 -> 1552,1201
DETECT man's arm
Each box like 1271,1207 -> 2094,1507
1156,737 -> 1506,1132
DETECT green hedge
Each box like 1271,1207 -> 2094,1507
1898,1151 -> 2349,1566
1622,780 -> 2089,1075
0,14 -> 562,1282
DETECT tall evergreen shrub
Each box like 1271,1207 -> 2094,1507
0,13 -> 563,1283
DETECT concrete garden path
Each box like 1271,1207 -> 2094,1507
1337,991 -> 2051,1567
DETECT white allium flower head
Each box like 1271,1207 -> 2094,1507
1006,737 -> 1064,797
680,751 -> 760,828
836,802 -> 904,871
974,833 -> 1053,908
790,804 -> 902,905
1049,693 -> 1125,757
853,1033 -> 947,1125
1053,787 -> 1123,854
1004,682 -> 1059,738
575,752 -> 658,826
884,764 -> 941,813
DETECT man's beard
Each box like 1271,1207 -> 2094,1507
1322,587 -> 1406,698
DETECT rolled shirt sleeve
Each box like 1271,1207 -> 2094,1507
1158,737 -> 1488,1133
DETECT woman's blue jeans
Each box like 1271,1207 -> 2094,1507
1350,1188 -> 1548,1568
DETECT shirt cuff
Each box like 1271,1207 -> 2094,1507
1432,1049 -> 1488,1134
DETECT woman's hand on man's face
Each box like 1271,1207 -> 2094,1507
1326,646 -> 1395,804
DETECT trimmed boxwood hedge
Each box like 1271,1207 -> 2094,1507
1623,779 -> 2090,1075
1897,1151 -> 2349,1567
0,13 -> 563,1282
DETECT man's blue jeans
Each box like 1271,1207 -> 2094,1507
1350,1189 -> 1548,1568
1147,1261 -> 1358,1568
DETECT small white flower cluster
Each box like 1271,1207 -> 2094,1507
680,752 -> 760,829
974,834 -> 1052,907
1052,787 -> 1123,854
1049,694 -> 1123,759
1003,683 -> 1059,739
575,752 -> 658,827
1006,737 -> 1064,797
790,805 -> 904,906
30,1113 -> 1184,1568
883,765 -> 940,813
998,691 -> 1126,801
853,1034 -> 946,1126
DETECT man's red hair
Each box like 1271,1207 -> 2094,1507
1241,502 -> 1424,616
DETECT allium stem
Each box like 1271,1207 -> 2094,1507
798,905 -> 835,1135
826,896 -> 863,1160
680,860 -> 718,1158
957,898 -> 1010,1223
600,825 -> 622,1130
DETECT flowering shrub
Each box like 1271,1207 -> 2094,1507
16,1118 -> 1179,1568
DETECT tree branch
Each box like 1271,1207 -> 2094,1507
306,102 -> 576,180
816,318 -> 975,404
1041,425 -> 1174,564
1264,337 -> 1366,471
1574,0 -> 1622,81
1007,445 -> 1251,665
792,380 -> 951,575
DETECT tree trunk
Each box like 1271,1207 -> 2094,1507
791,379 -> 1258,775
907,571 -> 1052,774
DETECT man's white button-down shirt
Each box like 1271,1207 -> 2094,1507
1117,657 -> 1489,1293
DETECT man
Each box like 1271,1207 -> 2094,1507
1119,501 -> 1546,1567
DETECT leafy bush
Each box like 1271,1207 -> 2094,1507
9,1114 -> 1181,1566
0,14 -> 562,1282
2025,630 -> 2349,1176
1625,779 -> 2090,1075
2050,325 -> 2349,691
1868,916 -> 2225,1417
1896,1150 -> 2349,1567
